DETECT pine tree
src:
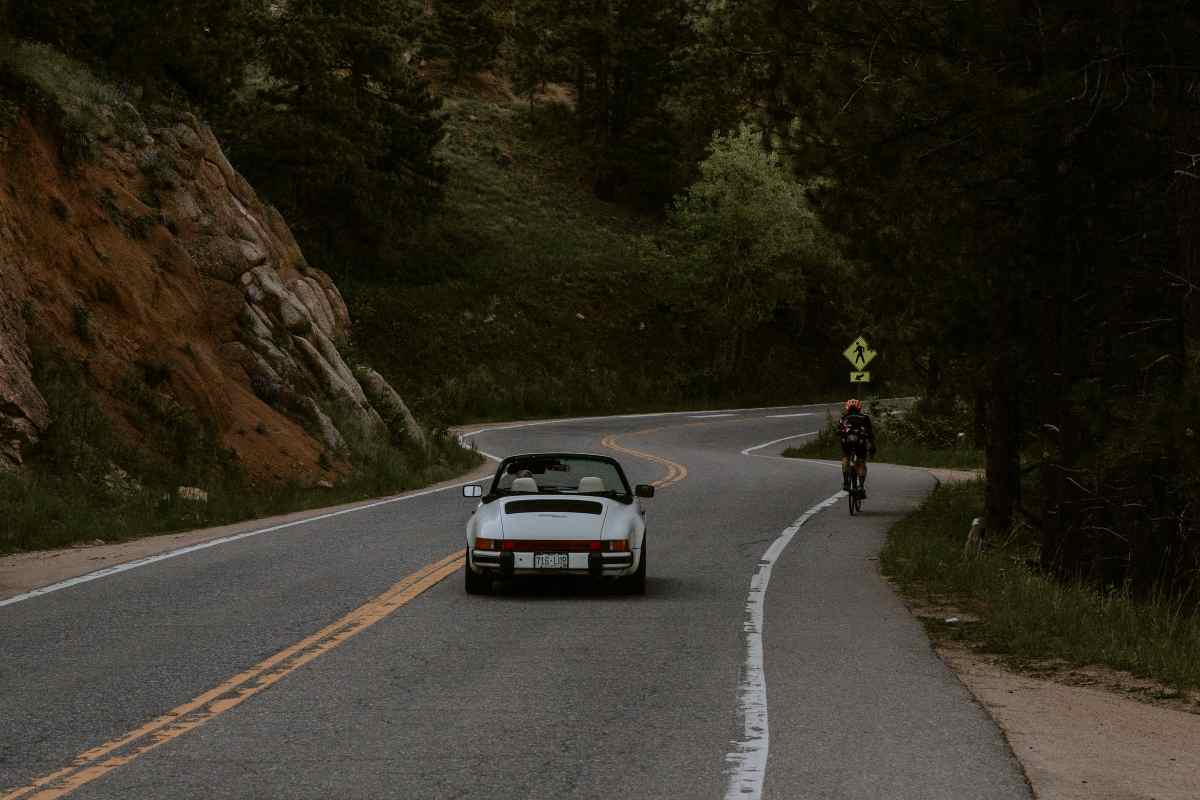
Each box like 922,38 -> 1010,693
225,0 -> 448,275
426,0 -> 505,78
511,0 -> 697,206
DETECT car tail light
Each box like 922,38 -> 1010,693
476,540 -> 629,552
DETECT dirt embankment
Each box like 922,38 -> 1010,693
0,50 -> 422,483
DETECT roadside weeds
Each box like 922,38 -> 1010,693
883,480 -> 1200,695
885,474 -> 1200,799
783,408 -> 985,471
0,461 -> 494,604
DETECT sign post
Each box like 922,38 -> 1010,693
843,336 -> 877,386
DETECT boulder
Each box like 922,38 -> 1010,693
285,394 -> 347,454
355,366 -> 427,450
0,246 -> 49,469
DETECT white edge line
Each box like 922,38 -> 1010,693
740,432 -> 819,456
455,402 -> 839,443
456,404 -> 835,464
4,403 -> 847,610
766,412 -> 817,419
723,490 -> 845,800
0,477 -> 484,610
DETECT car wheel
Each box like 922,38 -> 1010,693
624,535 -> 646,595
464,551 -> 492,595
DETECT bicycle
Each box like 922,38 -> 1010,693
847,452 -> 865,516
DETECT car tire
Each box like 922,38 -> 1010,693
464,552 -> 492,595
624,535 -> 647,595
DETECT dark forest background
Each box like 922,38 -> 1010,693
4,0 -> 1200,603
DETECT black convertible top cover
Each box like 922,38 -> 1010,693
504,499 -> 603,515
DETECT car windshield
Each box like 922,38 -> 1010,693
492,455 -> 630,499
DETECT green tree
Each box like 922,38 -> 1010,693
663,124 -> 845,379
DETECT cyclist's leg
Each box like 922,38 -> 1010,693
841,450 -> 851,491
856,455 -> 868,497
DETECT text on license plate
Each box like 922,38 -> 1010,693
533,553 -> 569,569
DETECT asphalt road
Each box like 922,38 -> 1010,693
0,406 -> 1030,799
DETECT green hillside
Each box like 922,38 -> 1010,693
342,83 -> 847,423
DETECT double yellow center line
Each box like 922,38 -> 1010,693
6,427 -> 691,799
3,551 -> 465,800
601,428 -> 690,489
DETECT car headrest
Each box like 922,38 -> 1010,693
511,477 -> 539,493
577,476 -> 605,493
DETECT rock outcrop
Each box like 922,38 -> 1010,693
0,261 -> 49,468
0,56 -> 421,482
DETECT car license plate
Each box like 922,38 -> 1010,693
533,553 -> 569,569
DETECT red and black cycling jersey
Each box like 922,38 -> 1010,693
838,411 -> 875,454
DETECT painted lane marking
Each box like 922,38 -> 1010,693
458,403 -> 820,437
0,480 -> 485,610
723,492 -> 844,800
766,412 -> 817,419
600,433 -> 689,489
762,457 -> 843,470
456,403 -> 851,479
454,403 -> 845,456
7,407 -> 829,610
740,432 -> 819,456
1,550 -> 466,800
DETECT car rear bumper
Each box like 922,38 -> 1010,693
471,549 -> 636,577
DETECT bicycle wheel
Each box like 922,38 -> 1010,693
848,471 -> 858,516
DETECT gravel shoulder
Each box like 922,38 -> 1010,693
940,646 -> 1200,800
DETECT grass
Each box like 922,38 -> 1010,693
882,481 -> 1200,693
341,92 -> 673,423
0,347 -> 482,555
0,429 -> 481,555
0,39 -> 146,164
0,443 -> 480,555
784,402 -> 985,470
342,86 -> 846,424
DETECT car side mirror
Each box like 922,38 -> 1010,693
463,485 -> 483,498
635,484 -> 655,498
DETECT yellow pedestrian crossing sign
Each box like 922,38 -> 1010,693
844,336 -> 877,370
850,371 -> 871,383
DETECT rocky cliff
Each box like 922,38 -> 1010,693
0,48 -> 422,483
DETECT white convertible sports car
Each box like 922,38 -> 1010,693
462,452 -> 655,594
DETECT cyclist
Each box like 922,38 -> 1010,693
838,399 -> 876,495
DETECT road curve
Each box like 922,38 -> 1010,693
0,407 -> 1030,799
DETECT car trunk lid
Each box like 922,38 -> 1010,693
499,497 -> 607,540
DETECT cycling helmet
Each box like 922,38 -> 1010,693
845,398 -> 862,413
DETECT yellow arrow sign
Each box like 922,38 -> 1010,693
850,371 -> 871,383
844,336 -> 877,370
